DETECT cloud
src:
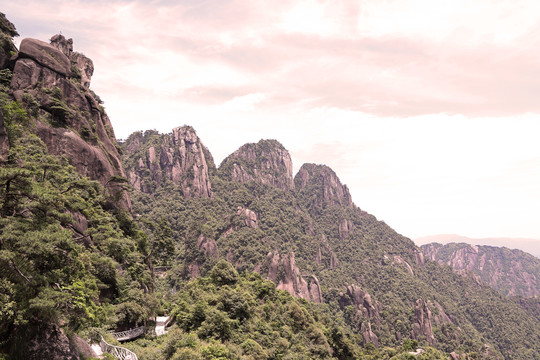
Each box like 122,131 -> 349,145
4,0 -> 540,244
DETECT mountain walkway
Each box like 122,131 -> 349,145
92,316 -> 170,359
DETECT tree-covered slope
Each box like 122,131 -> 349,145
0,16 -> 159,359
421,242 -> 540,298
123,129 -> 540,359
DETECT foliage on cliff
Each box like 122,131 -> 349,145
421,242 -> 540,298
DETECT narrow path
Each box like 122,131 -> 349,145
155,316 -> 170,336
91,343 -> 103,357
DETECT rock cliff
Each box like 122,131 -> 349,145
410,298 -> 453,346
294,163 -> 353,209
421,242 -> 540,297
9,34 -> 130,209
122,126 -> 214,198
0,13 -> 18,69
260,251 -> 322,303
339,285 -> 382,346
219,139 -> 294,190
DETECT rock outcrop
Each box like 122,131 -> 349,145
0,111 -> 8,163
339,285 -> 381,346
219,139 -> 294,191
0,13 -> 18,69
123,126 -> 214,198
260,251 -> 322,303
237,206 -> 258,228
14,322 -> 80,360
315,235 -> 339,269
294,163 -> 353,209
9,34 -> 130,209
422,242 -> 540,298
410,298 -> 452,346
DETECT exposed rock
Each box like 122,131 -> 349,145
261,251 -> 322,303
237,206 -> 258,228
307,275 -> 323,303
421,242 -> 540,298
198,234 -> 218,258
0,110 -> 8,163
123,127 -> 214,199
393,255 -> 414,276
50,34 -> 94,88
294,163 -> 353,209
277,252 -> 311,300
17,321 -> 80,360
341,284 -> 381,326
410,298 -> 452,346
18,38 -> 71,76
265,251 -> 281,282
414,249 -> 425,267
10,35 -> 130,210
0,13 -> 18,70
338,218 -> 350,239
361,322 -> 379,347
219,139 -> 294,191
315,236 -> 339,269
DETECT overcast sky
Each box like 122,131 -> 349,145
3,1 -> 540,253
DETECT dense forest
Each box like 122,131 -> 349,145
0,12 -> 539,360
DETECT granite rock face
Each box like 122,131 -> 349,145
260,251 -> 322,303
410,298 -> 452,346
20,322 -> 80,360
123,126 -> 214,199
422,242 -> 540,298
0,111 -> 8,163
294,163 -> 353,208
9,34 -> 130,209
219,139 -> 294,191
339,284 -> 382,346
0,13 -> 18,69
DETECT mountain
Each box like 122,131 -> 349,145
415,234 -> 540,259
0,16 -> 155,359
2,14 -> 540,359
123,128 -> 540,359
421,242 -> 540,298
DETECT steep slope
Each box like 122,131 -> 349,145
421,242 -> 540,298
0,20 -> 156,359
219,139 -> 294,191
123,127 -> 214,198
8,33 -> 129,209
125,130 -> 540,359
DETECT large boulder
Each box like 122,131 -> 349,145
18,38 -> 71,76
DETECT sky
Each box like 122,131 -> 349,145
3,0 -> 540,254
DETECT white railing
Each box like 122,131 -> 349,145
109,326 -> 145,341
100,336 -> 138,360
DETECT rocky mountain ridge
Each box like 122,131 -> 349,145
3,15 -> 540,358
7,32 -> 129,209
124,126 -> 540,358
124,127 -> 214,198
421,242 -> 540,298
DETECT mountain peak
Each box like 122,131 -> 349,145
219,139 -> 294,190
294,163 -> 353,209
122,126 -> 214,198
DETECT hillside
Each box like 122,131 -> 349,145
0,15 -> 156,359
123,128 -> 540,359
1,13 -> 539,360
421,242 -> 540,298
